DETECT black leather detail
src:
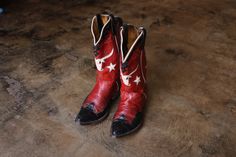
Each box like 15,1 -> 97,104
93,45 -> 100,56
121,61 -> 128,72
75,89 -> 120,125
75,103 -> 109,125
111,112 -> 143,137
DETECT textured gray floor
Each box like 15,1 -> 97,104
0,0 -> 236,157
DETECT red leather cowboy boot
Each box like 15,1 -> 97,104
111,24 -> 147,137
75,14 -> 123,125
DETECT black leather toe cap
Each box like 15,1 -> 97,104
111,120 -> 131,137
111,112 -> 143,137
75,103 -> 109,125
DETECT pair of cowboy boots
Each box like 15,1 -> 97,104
75,13 -> 147,137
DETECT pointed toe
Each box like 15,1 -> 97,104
74,13 -> 122,126
111,113 -> 143,137
111,120 -> 130,137
112,24 -> 147,137
75,113 -> 80,122
75,104 -> 109,125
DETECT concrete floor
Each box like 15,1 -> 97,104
0,0 -> 236,157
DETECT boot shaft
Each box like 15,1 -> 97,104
119,24 -> 147,93
91,14 -> 122,81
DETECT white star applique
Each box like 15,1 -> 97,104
133,76 -> 141,85
107,63 -> 116,72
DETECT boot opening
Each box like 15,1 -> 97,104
122,25 -> 143,61
92,14 -> 110,44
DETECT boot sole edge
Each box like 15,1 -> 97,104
111,120 -> 143,138
77,111 -> 109,125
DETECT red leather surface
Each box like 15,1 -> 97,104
114,46 -> 147,124
82,31 -> 120,113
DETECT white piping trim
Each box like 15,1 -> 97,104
124,31 -> 143,62
130,64 -> 139,76
91,14 -> 111,46
120,27 -> 144,63
120,64 -> 139,78
140,50 -> 146,83
120,27 -> 124,62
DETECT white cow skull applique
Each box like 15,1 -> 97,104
121,65 -> 139,86
95,48 -> 114,71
